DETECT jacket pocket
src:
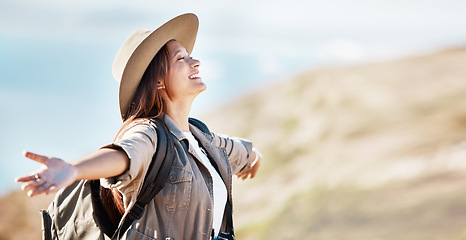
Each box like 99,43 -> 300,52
125,228 -> 157,240
163,167 -> 193,212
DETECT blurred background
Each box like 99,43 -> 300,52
1,0 -> 466,239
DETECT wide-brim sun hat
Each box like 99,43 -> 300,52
112,13 -> 199,119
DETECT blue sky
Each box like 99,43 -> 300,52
1,0 -> 466,195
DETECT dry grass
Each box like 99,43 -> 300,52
0,191 -> 54,240
203,46 -> 466,239
244,171 -> 466,240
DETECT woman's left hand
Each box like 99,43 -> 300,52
237,148 -> 262,181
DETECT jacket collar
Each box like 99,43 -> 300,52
161,114 -> 230,186
162,115 -> 210,160
162,114 -> 188,142
162,114 -> 213,144
161,114 -> 219,158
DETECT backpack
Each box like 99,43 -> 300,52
39,117 -> 219,240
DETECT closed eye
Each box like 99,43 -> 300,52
176,53 -> 193,61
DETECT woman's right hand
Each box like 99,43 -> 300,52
15,151 -> 78,197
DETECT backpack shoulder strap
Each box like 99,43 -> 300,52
112,117 -> 175,239
189,117 -> 211,136
40,209 -> 52,240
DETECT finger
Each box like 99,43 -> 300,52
250,166 -> 260,179
45,185 -> 58,195
23,151 -> 48,164
241,172 -> 249,181
28,183 -> 54,197
16,172 -> 43,182
244,170 -> 254,179
21,179 -> 45,191
236,172 -> 246,179
15,174 -> 37,182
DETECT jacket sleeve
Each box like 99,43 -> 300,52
211,133 -> 254,175
99,120 -> 158,197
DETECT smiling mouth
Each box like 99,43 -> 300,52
189,72 -> 200,79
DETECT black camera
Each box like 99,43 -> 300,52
216,232 -> 235,240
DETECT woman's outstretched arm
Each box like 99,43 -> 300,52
15,148 -> 129,197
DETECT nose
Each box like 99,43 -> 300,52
191,58 -> 200,68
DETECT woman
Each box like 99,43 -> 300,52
15,13 -> 261,239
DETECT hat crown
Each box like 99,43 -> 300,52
112,29 -> 153,83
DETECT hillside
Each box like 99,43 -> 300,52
2,46 -> 466,240
202,46 -> 466,239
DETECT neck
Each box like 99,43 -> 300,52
164,98 -> 193,132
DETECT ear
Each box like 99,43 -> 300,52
157,80 -> 165,90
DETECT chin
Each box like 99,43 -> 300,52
197,82 -> 207,92
200,83 -> 207,91
190,83 -> 206,97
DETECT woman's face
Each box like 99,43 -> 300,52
162,40 -> 206,101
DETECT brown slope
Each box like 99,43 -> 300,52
202,46 -> 466,239
0,191 -> 54,240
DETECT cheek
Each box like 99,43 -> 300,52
168,65 -> 187,81
169,72 -> 187,87
165,73 -> 187,96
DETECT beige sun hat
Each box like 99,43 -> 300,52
112,13 -> 199,119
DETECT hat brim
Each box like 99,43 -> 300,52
113,13 -> 199,119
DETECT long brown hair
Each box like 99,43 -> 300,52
121,39 -> 173,129
101,40 -> 172,226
